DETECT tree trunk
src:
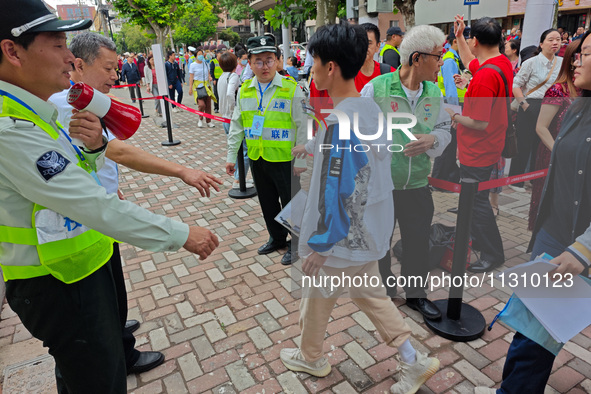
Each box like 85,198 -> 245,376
316,0 -> 326,28
326,0 -> 339,25
393,0 -> 416,29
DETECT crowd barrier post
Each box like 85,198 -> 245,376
424,178 -> 486,342
228,140 -> 257,199
161,95 -> 180,146
135,84 -> 149,118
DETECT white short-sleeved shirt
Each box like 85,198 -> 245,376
189,61 -> 210,88
49,89 -> 119,194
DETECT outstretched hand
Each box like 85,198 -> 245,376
180,169 -> 222,197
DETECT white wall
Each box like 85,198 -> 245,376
415,0 -> 508,26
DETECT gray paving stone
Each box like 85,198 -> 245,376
263,299 -> 288,319
453,360 -> 495,387
129,269 -> 145,284
249,262 -> 269,277
343,340 -> 376,369
149,327 -> 170,351
247,326 -> 273,349
347,325 -> 379,349
254,312 -> 282,334
332,381 -> 358,394
277,371 -> 307,394
150,283 -> 169,300
203,320 -> 227,342
214,305 -> 237,326
185,312 -> 216,327
169,326 -> 204,344
178,352 -> 203,381
163,372 -> 188,393
164,312 -> 184,334
182,255 -> 199,268
225,360 -> 256,391
453,342 -> 491,370
351,311 -> 376,331
337,359 -> 373,391
162,273 -> 180,288
176,301 -> 196,319
191,335 -> 216,361
152,252 -> 167,265
212,383 -> 237,394
141,260 -> 157,274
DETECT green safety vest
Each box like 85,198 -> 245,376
437,50 -> 466,102
370,69 -> 443,190
379,44 -> 400,62
212,59 -> 223,79
240,77 -> 297,162
0,94 -> 114,284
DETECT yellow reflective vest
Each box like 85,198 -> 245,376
0,93 -> 113,284
437,50 -> 467,102
379,44 -> 400,62
212,59 -> 223,79
240,77 -> 297,162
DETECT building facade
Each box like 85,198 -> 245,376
508,0 -> 591,34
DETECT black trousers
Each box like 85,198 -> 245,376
460,164 -> 505,264
6,260 -> 126,393
509,99 -> 542,187
168,80 -> 183,108
213,80 -> 219,111
112,243 -> 140,368
378,186 -> 434,299
431,126 -> 460,183
128,84 -> 139,103
250,158 -> 301,249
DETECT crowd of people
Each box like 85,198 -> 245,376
1,0 -> 591,392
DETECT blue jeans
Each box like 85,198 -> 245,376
168,80 -> 183,108
498,228 -> 565,394
224,122 -> 249,181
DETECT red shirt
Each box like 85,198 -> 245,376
457,55 -> 514,167
354,61 -> 393,92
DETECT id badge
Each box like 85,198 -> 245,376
251,115 -> 265,137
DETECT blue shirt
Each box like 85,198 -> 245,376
441,48 -> 460,106
286,66 -> 299,81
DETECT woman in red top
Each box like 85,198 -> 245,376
528,41 -> 581,230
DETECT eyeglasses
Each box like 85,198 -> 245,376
252,59 -> 276,69
417,52 -> 443,61
573,53 -> 590,67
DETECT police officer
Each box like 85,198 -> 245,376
211,48 -> 224,113
0,1 -> 218,392
225,35 -> 307,265
379,26 -> 404,69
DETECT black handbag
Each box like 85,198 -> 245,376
196,86 -> 208,99
479,64 -> 519,158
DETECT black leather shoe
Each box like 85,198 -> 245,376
281,250 -> 299,265
124,319 -> 140,333
447,207 -> 458,214
127,351 -> 165,375
406,298 -> 442,320
258,241 -> 287,255
467,259 -> 503,273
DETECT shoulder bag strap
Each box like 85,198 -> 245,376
479,64 -> 511,124
524,57 -> 558,97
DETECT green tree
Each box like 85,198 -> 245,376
263,0 -> 345,29
218,28 -> 241,47
111,0 -> 189,49
218,0 -> 250,21
173,0 -> 218,46
115,23 -> 152,54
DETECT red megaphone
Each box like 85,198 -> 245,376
67,82 -> 142,140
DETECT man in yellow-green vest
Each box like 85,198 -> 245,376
225,35 -> 307,265
379,26 -> 404,69
0,0 -> 218,391
210,47 -> 224,112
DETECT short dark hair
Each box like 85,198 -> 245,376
288,56 -> 298,66
470,17 -> 503,47
307,22 -> 368,80
508,39 -> 521,54
0,32 -> 38,64
167,50 -> 175,58
236,49 -> 246,58
219,51 -> 237,72
361,22 -> 380,43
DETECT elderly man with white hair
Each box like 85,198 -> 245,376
361,25 -> 452,320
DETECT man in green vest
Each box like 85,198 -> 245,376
210,48 -> 224,112
361,25 -> 452,320
379,26 -> 404,69
225,35 -> 307,265
0,0 -> 218,390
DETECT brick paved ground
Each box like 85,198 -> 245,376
1,85 -> 591,393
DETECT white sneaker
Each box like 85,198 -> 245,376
172,108 -> 179,113
474,388 -> 497,394
207,122 -> 215,128
508,185 -> 526,193
280,348 -> 331,377
390,352 -> 440,394
197,120 -> 203,127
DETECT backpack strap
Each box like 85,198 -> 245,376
379,62 -> 393,75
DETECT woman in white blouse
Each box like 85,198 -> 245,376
509,29 -> 562,190
188,48 -> 214,128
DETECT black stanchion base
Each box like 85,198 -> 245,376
228,186 -> 257,199
424,299 -> 486,342
162,140 -> 181,146
142,115 -> 149,118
